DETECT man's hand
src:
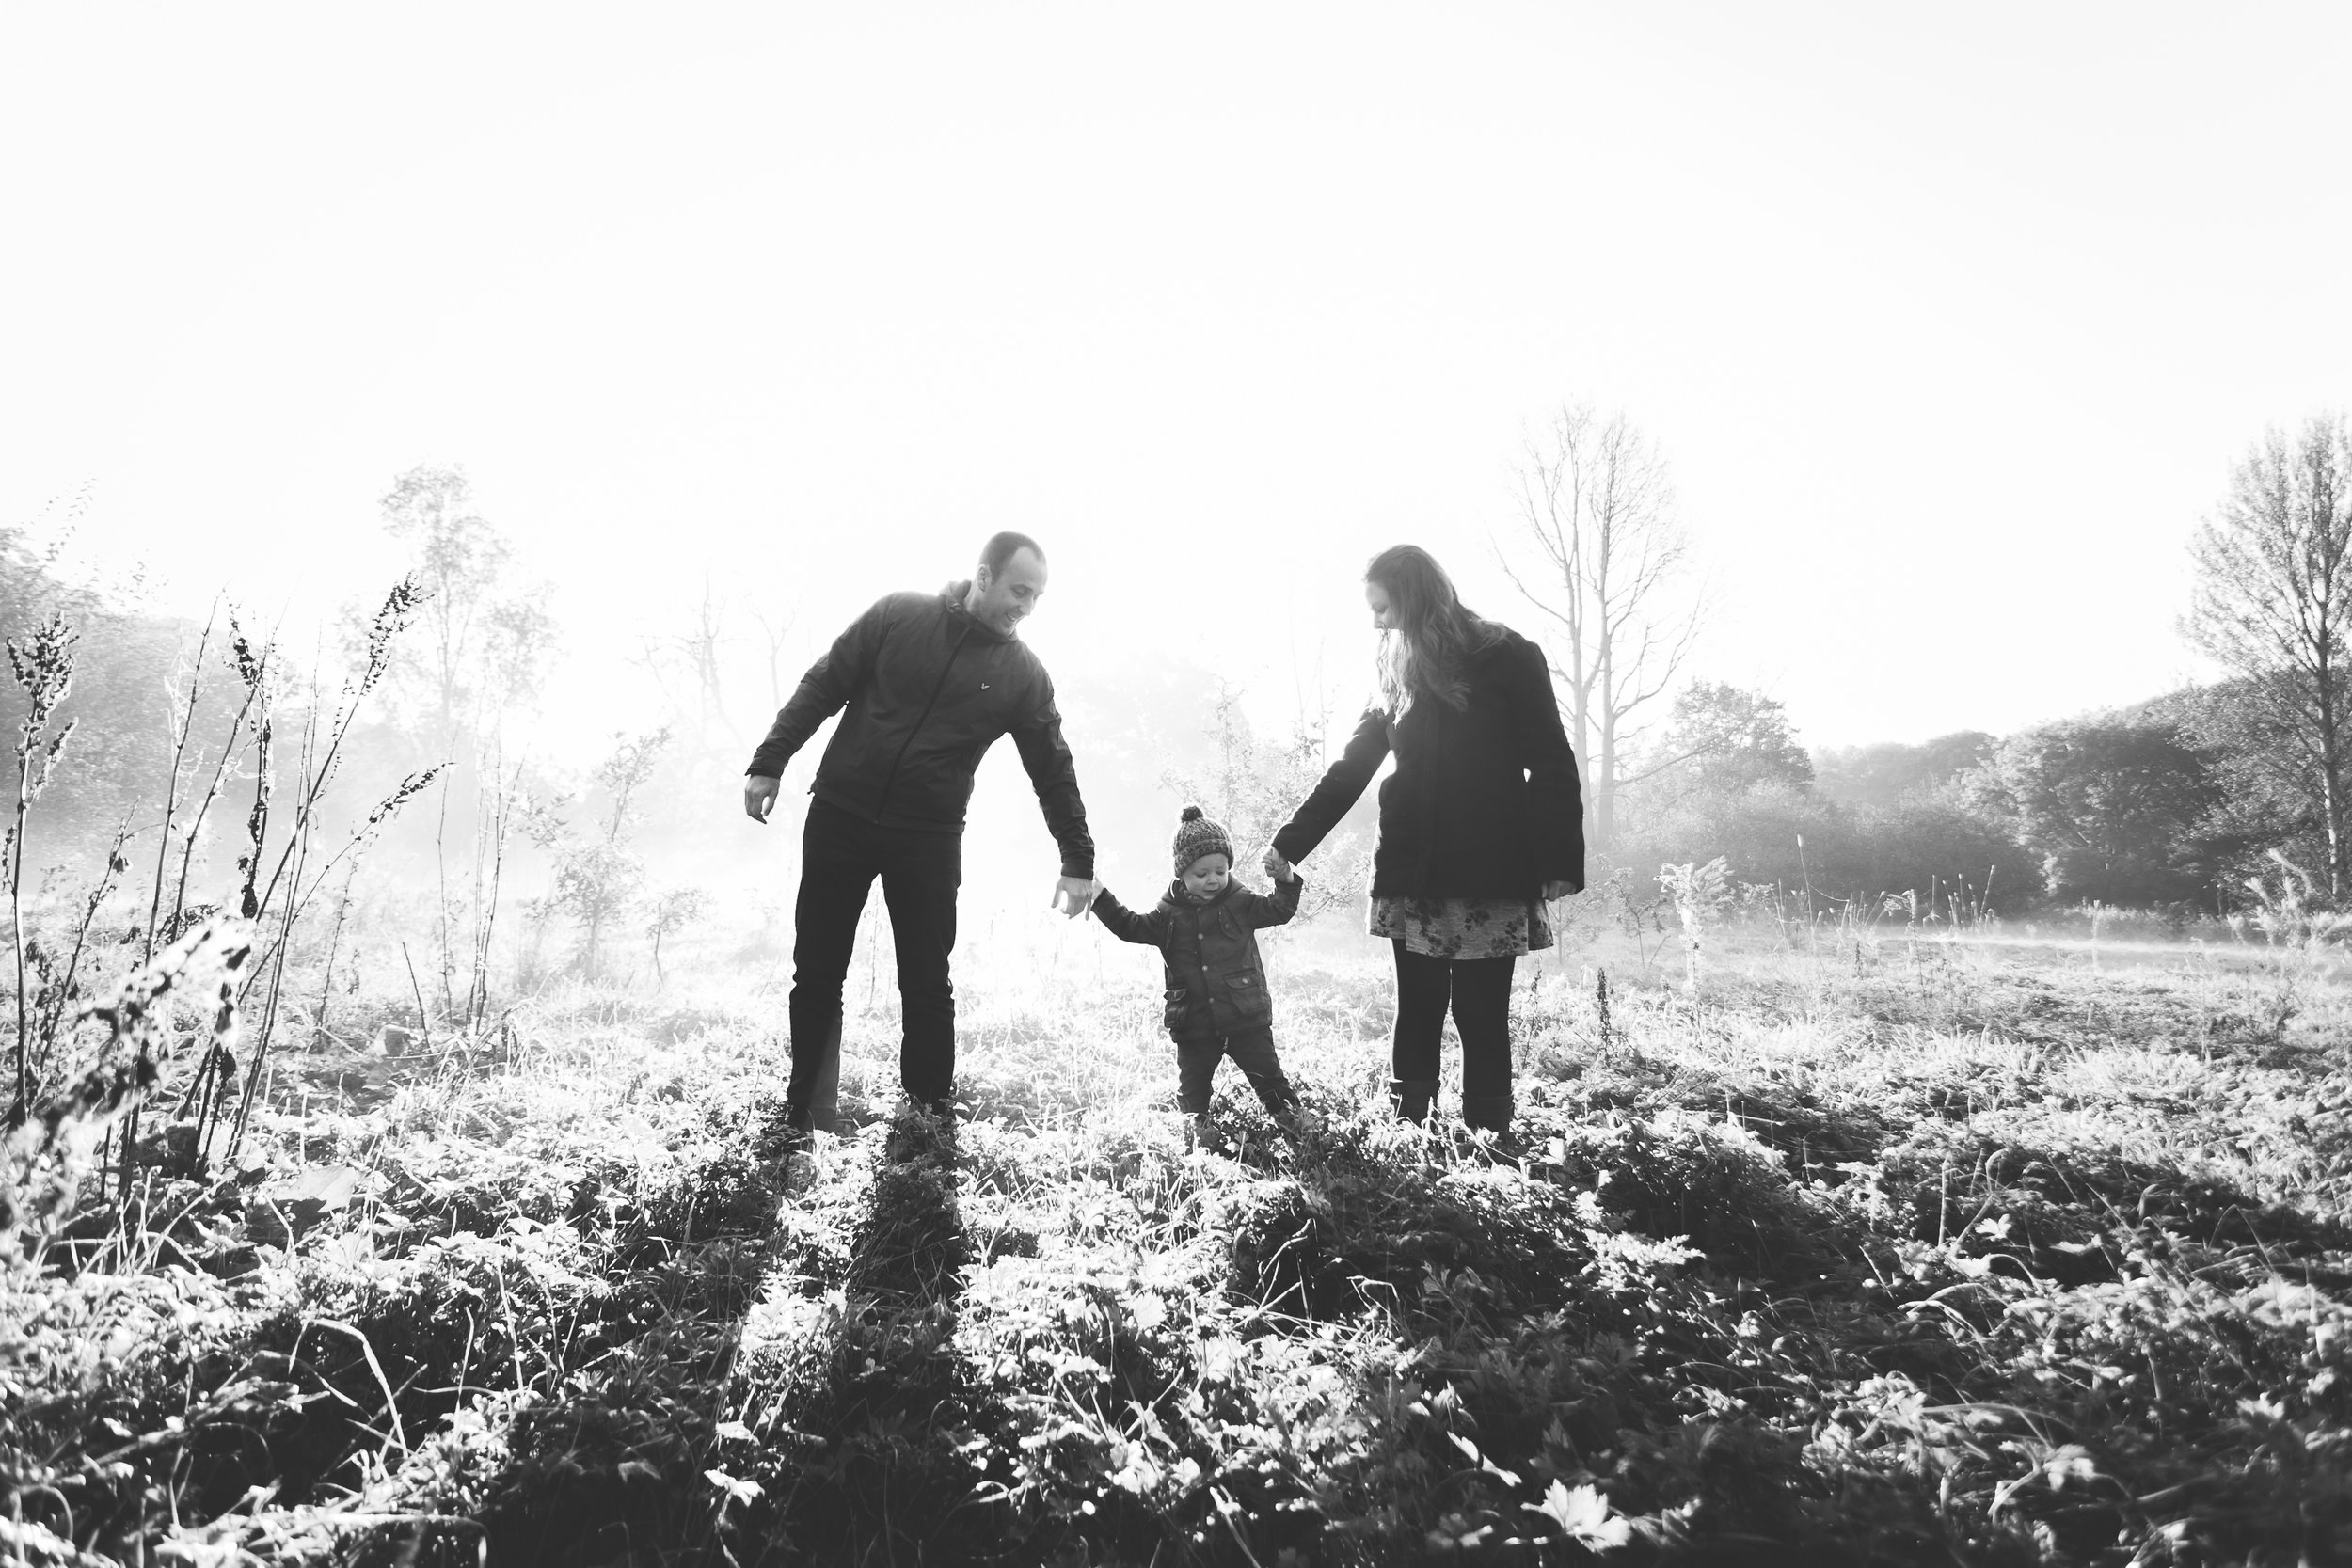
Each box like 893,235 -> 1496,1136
1052,876 -> 1100,918
1262,846 -> 1292,882
744,775 -> 781,824
1541,879 -> 1576,900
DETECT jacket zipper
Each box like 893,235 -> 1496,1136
873,623 -> 974,822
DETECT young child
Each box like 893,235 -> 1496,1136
1090,804 -> 1303,1149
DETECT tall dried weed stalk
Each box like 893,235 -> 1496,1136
6,579 -> 437,1201
0,920 -> 248,1245
6,612 -> 77,1118
226,578 -> 440,1155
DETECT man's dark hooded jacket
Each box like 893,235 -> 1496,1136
746,583 -> 1093,877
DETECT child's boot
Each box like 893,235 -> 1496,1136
1388,1079 -> 1437,1126
1187,1112 -> 1232,1155
1271,1100 -> 1322,1148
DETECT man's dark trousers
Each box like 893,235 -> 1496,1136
786,798 -> 962,1127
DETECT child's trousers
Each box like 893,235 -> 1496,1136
1174,1023 -> 1297,1117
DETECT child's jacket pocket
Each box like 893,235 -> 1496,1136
1211,969 -> 1272,1028
1162,986 -> 1192,1031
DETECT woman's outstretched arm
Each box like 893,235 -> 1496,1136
1269,705 -> 1391,868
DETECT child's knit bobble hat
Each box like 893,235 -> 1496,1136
1171,804 -> 1235,875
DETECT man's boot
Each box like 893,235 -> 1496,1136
776,1096 -> 815,1149
774,1104 -> 817,1194
809,1022 -> 843,1135
1388,1079 -> 1437,1126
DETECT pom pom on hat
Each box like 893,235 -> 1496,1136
1171,803 -> 1234,875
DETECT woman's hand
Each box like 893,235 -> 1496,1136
1262,846 -> 1293,882
1541,879 -> 1576,900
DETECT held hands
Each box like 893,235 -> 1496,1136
744,775 -> 781,824
1541,879 -> 1576,900
1052,876 -> 1101,919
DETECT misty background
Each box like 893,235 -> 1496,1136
6,2 -> 2351,990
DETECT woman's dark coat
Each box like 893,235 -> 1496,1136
1272,627 -> 1584,901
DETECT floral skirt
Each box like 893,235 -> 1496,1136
1368,895 -> 1553,959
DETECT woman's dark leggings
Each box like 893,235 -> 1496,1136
1391,942 -> 1517,1098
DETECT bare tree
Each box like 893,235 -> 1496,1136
2187,415 -> 2352,895
1498,404 -> 1704,850
751,602 -> 800,714
375,466 -> 553,750
634,574 -> 760,773
372,465 -> 555,1008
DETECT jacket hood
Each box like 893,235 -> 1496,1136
941,580 -> 1016,643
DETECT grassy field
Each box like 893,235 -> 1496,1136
6,901 -> 2351,1566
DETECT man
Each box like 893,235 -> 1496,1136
743,531 -> 1096,1136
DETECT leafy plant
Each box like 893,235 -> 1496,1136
542,727 -> 671,980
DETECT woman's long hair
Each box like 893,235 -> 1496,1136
1367,545 -> 1504,714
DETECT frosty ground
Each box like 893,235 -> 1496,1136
7,903 -> 2350,1567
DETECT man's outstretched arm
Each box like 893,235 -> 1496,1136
1009,673 -> 1097,913
743,597 -> 891,823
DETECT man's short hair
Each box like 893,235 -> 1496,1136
979,531 -> 1044,578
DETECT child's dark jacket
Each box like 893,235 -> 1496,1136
1090,877 -> 1302,1036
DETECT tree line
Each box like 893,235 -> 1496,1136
3,407 -> 2345,970
1498,407 -> 2352,915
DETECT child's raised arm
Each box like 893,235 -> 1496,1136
1243,873 -> 1304,929
1089,886 -> 1170,945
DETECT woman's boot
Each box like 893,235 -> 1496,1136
1388,1079 -> 1437,1125
1460,1093 -> 1515,1136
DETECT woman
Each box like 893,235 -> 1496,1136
1264,545 -> 1583,1137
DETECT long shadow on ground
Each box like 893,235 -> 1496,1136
461,1095 -> 998,1568
463,1098 -> 819,1567
761,1106 -> 977,1564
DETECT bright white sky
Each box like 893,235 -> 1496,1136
6,3 -> 2348,759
